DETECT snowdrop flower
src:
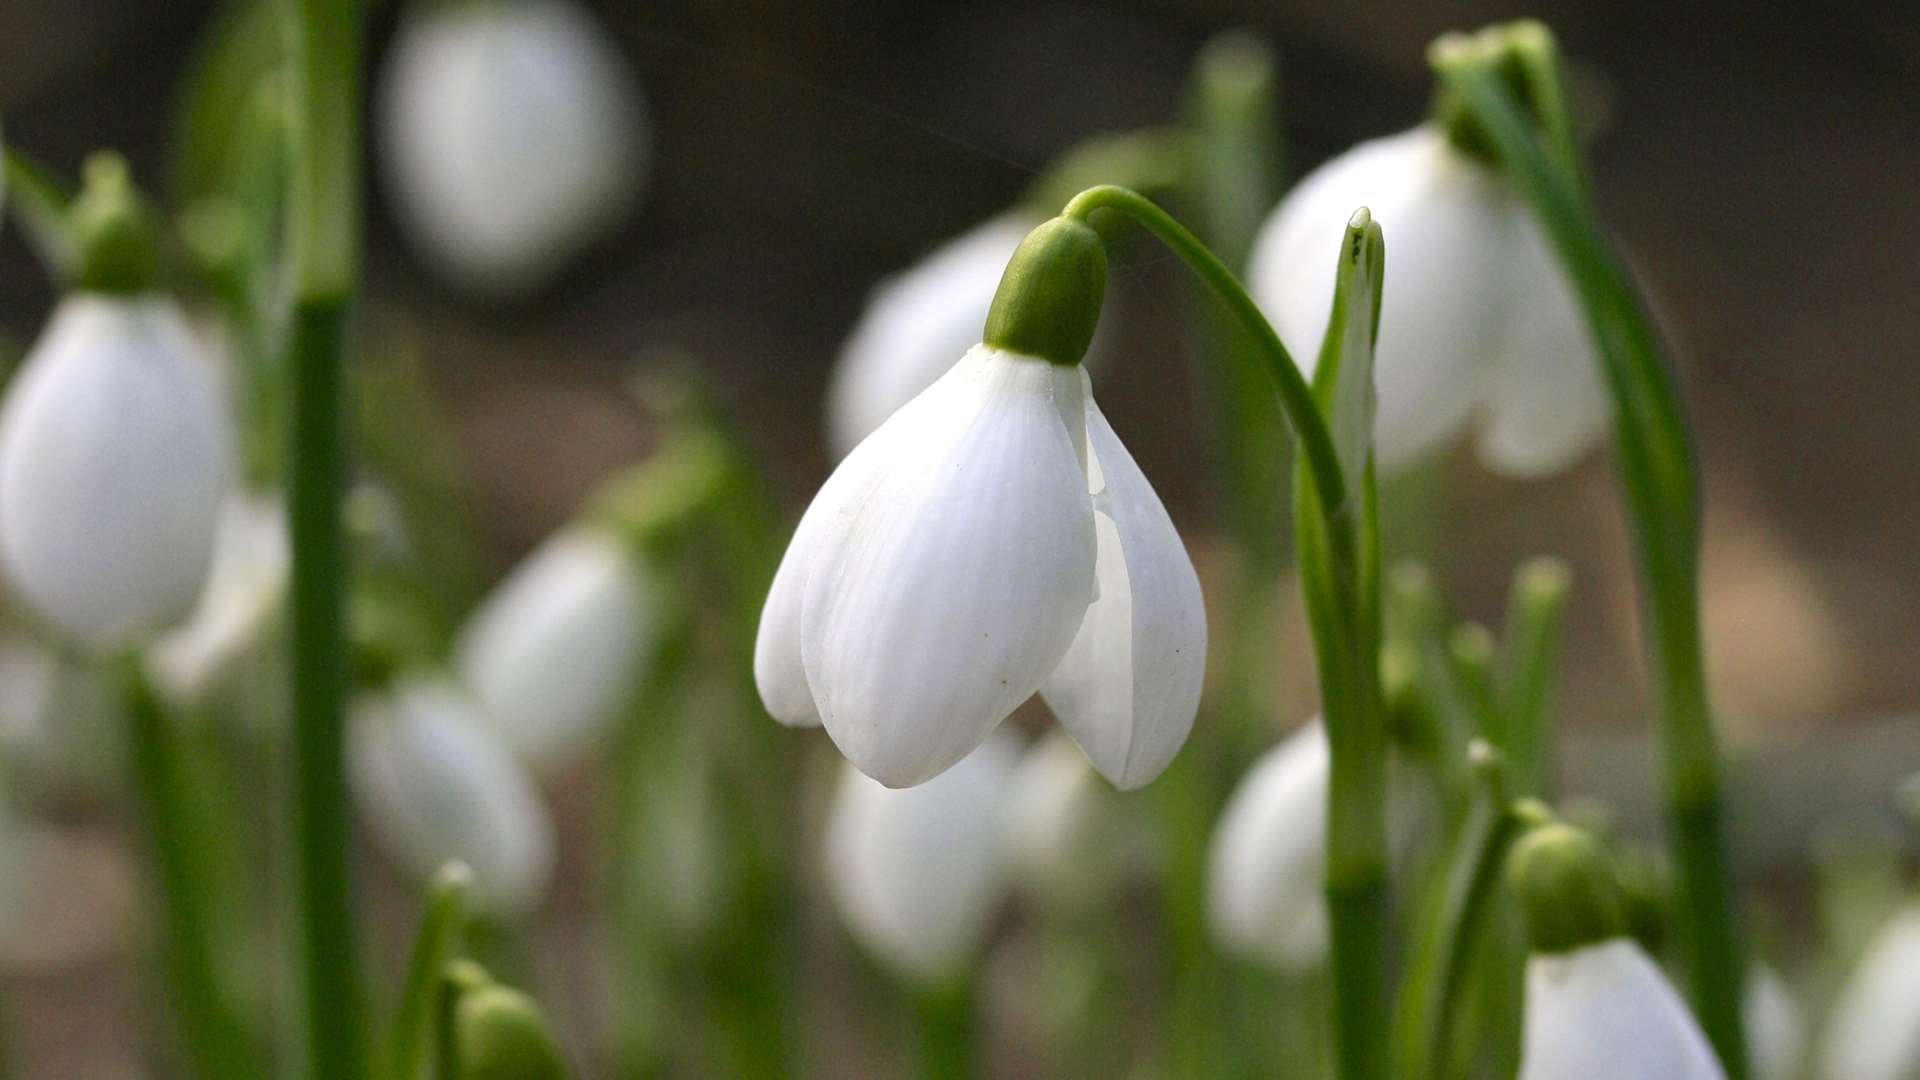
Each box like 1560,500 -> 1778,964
1247,124 -> 1606,477
1819,905 -> 1920,1080
0,294 -> 233,650
1511,821 -> 1725,1080
757,217 -> 1205,789
456,525 -> 655,770
1206,721 -> 1329,971
380,0 -> 647,295
825,214 -> 1039,457
1747,963 -> 1804,1080
349,678 -> 556,917
824,732 -> 1019,982
146,494 -> 289,705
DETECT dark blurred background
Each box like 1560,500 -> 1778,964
1,0 -> 1917,1072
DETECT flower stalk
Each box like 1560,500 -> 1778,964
1432,24 -> 1746,1077
286,0 -> 368,1075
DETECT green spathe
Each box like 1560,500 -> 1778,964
451,967 -> 568,1080
70,152 -> 161,294
1507,819 -> 1628,953
981,216 -> 1107,367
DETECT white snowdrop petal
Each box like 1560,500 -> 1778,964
0,296 -> 233,650
1041,382 -> 1204,789
1474,215 -> 1610,478
349,680 -> 556,917
1206,722 -> 1330,971
824,732 -> 1019,981
826,214 -> 1040,458
801,347 -> 1094,787
1247,126 -> 1513,472
1820,906 -> 1920,1080
1519,939 -> 1726,1080
146,494 -> 289,703
379,0 -> 646,294
1747,963 -> 1804,1080
458,525 -> 651,768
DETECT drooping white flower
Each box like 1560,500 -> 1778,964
379,0 -> 647,295
1519,938 -> 1726,1080
456,525 -> 654,770
756,347 -> 1203,789
824,732 -> 1019,982
825,214 -> 1039,458
1747,963 -> 1804,1080
0,295 -> 233,650
145,494 -> 289,705
1820,905 -> 1920,1080
349,678 -> 556,917
1206,721 -> 1329,971
1247,124 -> 1606,477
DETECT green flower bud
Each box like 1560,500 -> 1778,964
450,965 -> 568,1080
1507,818 -> 1628,953
70,152 -> 162,294
980,216 -> 1107,367
1426,21 -> 1554,164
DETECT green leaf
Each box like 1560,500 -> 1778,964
3,147 -> 78,283
1313,208 -> 1385,499
382,864 -> 473,1080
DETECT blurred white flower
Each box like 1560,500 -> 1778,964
1206,721 -> 1328,971
145,494 -> 289,706
756,351 -> 1203,789
1001,731 -> 1131,910
0,295 -> 233,650
1519,938 -> 1725,1080
457,525 -> 655,770
379,0 -> 647,295
349,678 -> 556,917
825,214 -> 1039,458
1820,905 -> 1920,1080
1747,963 -> 1804,1080
0,637 -> 122,795
824,732 -> 1019,982
1247,124 -> 1606,477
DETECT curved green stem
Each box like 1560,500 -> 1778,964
122,661 -> 254,1080
287,0 -> 367,1075
1433,31 -> 1746,1078
383,864 -> 472,1080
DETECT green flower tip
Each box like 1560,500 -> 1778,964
1515,555 -> 1573,610
70,151 -> 161,294
1447,621 -> 1496,674
982,216 -> 1107,367
453,980 -> 569,1080
1426,20 -> 1561,164
1506,818 -> 1628,954
1195,30 -> 1277,102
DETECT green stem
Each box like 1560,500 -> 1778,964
383,864 -> 472,1080
1433,34 -> 1747,1078
914,980 -> 975,1080
122,661 -> 254,1080
1499,558 -> 1571,798
287,0 -> 367,1074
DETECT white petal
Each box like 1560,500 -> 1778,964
0,296 -> 234,651
1206,722 -> 1330,971
1820,906 -> 1920,1080
1519,939 -> 1727,1080
1040,378 -> 1204,789
349,679 -> 556,917
1747,963 -> 1804,1080
1473,213 -> 1610,478
1247,126 -> 1514,471
146,494 -> 289,704
824,731 -> 1019,982
458,525 -> 652,769
801,346 -> 1095,787
826,214 -> 1040,458
379,0 -> 646,295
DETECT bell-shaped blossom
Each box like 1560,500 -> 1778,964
1247,124 -> 1606,477
824,732 -> 1019,982
1206,721 -> 1329,971
756,348 -> 1203,789
457,525 -> 655,770
379,0 -> 647,295
0,296 -> 233,650
1820,905 -> 1920,1080
1747,963 -> 1804,1080
1519,938 -> 1726,1080
349,678 -> 556,917
146,494 -> 289,705
825,214 -> 1039,457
